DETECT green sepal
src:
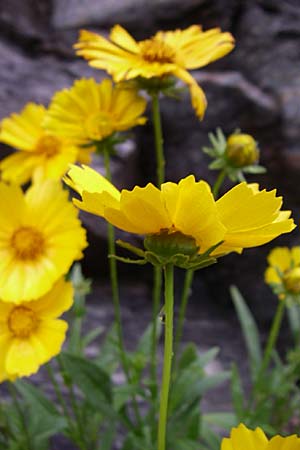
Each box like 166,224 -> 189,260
116,239 -> 146,257
109,254 -> 147,265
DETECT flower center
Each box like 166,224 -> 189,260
84,112 -> 115,141
36,135 -> 61,158
283,267 -> 300,294
11,226 -> 45,261
8,306 -> 38,338
140,38 -> 176,64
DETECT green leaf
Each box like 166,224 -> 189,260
81,326 -> 104,349
230,363 -> 245,420
59,353 -> 114,416
15,380 -> 67,444
95,325 -> 119,374
286,304 -> 300,343
230,285 -> 262,378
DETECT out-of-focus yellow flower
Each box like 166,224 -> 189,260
65,165 -> 295,259
0,103 -> 91,185
0,180 -> 87,303
265,247 -> 300,301
0,278 -> 72,381
226,133 -> 259,168
74,25 -> 235,119
44,78 -> 147,147
222,423 -> 300,450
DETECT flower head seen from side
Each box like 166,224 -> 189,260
0,180 -> 87,303
0,103 -> 91,185
74,25 -> 235,119
265,246 -> 300,304
64,165 -> 295,268
202,128 -> 265,183
0,278 -> 73,381
222,423 -> 300,450
44,78 -> 147,149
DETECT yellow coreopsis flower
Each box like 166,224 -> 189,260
0,180 -> 87,303
0,278 -> 73,380
0,103 -> 92,185
222,423 -> 300,450
44,78 -> 147,146
74,25 -> 235,119
64,165 -> 295,260
265,247 -> 300,301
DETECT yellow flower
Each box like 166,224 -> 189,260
44,78 -> 147,146
0,103 -> 91,185
265,247 -> 300,296
74,25 -> 235,119
222,423 -> 300,450
0,180 -> 87,303
0,278 -> 73,381
226,133 -> 259,168
64,165 -> 295,258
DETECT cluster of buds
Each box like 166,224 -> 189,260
202,128 -> 266,182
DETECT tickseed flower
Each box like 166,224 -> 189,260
44,78 -> 147,148
74,25 -> 235,119
222,423 -> 300,450
0,103 -> 91,185
0,180 -> 87,303
0,278 -> 73,381
203,128 -> 265,183
265,247 -> 300,303
64,165 -> 295,268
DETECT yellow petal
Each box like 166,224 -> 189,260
6,337 -> 40,377
173,68 -> 207,119
229,424 -> 268,450
110,24 -> 140,53
268,435 -> 300,450
265,267 -> 281,285
267,247 -> 292,273
28,278 -> 73,319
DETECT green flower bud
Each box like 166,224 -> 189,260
226,133 -> 259,168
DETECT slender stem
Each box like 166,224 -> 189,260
212,169 -> 226,199
259,300 -> 285,376
174,269 -> 194,363
8,383 -> 32,450
150,92 -> 165,410
150,266 -> 162,395
151,93 -> 165,187
158,264 -> 174,450
102,146 -> 142,428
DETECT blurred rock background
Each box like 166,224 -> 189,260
1,0 -> 300,323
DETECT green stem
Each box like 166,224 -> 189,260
151,92 -> 165,187
259,300 -> 285,376
174,269 -> 194,363
102,146 -> 142,429
212,169 -> 226,199
150,267 -> 162,395
158,264 -> 174,450
8,383 -> 32,450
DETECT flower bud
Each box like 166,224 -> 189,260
283,267 -> 300,294
226,133 -> 259,168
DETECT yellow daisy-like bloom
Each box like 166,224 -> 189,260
0,103 -> 91,185
44,78 -> 147,146
222,423 -> 300,450
0,278 -> 73,381
265,247 -> 300,296
74,24 -> 235,119
64,165 -> 295,257
0,180 -> 87,303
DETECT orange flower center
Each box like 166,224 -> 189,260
8,306 -> 38,338
11,226 -> 45,261
84,111 -> 115,141
283,267 -> 300,294
140,38 -> 176,64
36,135 -> 61,158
